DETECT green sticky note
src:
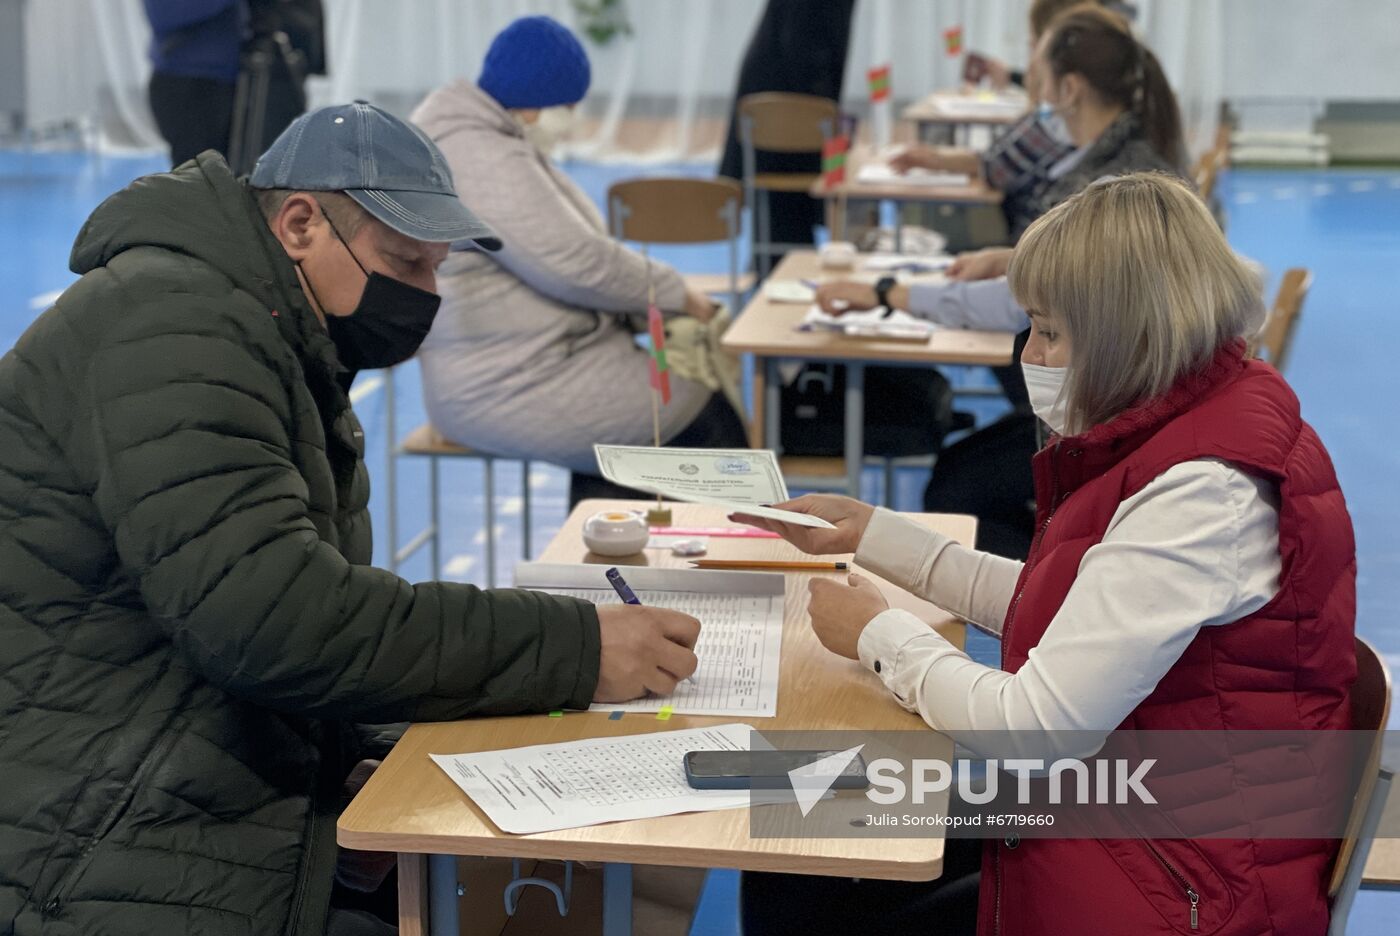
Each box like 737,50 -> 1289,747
656,706 -> 673,721
549,710 -> 564,717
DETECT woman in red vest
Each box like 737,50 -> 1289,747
736,172 -> 1356,935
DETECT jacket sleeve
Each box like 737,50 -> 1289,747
444,134 -> 688,314
87,288 -> 600,723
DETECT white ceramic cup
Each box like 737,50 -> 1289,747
582,510 -> 651,557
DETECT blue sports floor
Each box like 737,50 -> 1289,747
2,149 -> 1398,932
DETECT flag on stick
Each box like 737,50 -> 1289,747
866,65 -> 891,103
821,134 -> 850,188
647,304 -> 671,405
943,26 -> 964,57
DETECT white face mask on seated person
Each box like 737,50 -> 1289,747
1022,361 -> 1070,435
516,105 -> 577,153
1021,309 -> 1073,435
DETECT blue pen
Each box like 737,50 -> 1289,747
605,567 -> 697,685
605,567 -> 641,604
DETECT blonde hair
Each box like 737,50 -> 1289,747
1008,172 -> 1265,433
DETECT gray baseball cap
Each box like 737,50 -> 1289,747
251,100 -> 501,250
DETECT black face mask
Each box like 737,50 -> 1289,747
299,210 -> 442,372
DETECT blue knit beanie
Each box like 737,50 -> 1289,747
478,16 -> 591,110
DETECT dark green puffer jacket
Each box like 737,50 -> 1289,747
0,153 -> 601,936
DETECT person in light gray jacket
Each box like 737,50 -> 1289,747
411,16 -> 745,503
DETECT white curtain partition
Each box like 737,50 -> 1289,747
22,0 -> 1225,160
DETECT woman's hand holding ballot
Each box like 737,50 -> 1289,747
729,494 -> 874,555
730,495 -> 889,660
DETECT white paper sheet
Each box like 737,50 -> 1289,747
430,723 -> 757,834
855,163 -> 972,188
799,304 -> 939,341
763,279 -> 817,303
514,563 -> 785,718
592,445 -> 836,529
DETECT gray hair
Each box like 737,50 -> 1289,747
250,188 -> 370,239
1008,172 -> 1266,433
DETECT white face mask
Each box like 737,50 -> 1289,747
1022,362 -> 1071,435
1036,101 -> 1074,148
520,105 -> 576,153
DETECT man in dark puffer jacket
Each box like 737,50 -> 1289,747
0,102 -> 700,936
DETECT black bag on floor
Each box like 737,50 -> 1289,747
779,363 -> 957,458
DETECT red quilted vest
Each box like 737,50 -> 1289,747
977,341 -> 1356,936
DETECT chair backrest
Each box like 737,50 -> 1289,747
1194,150 -> 1221,204
606,177 -> 743,245
1329,637 -> 1393,898
1251,267 -> 1312,372
737,92 -> 838,153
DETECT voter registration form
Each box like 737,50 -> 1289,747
430,724 -> 756,834
514,563 -> 785,718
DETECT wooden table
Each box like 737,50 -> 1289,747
810,147 -> 1002,251
339,500 -> 974,936
721,250 -> 1015,495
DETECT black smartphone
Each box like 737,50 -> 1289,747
683,750 -> 869,790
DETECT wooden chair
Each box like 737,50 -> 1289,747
1251,268 -> 1313,372
737,92 -> 838,278
382,368 -> 532,588
606,176 -> 750,315
1327,636 -> 1394,934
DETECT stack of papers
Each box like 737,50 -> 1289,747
799,305 -> 937,341
514,562 -> 785,718
431,724 -> 758,834
856,163 -> 972,188
860,253 -> 953,274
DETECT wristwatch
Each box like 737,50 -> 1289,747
873,275 -> 898,314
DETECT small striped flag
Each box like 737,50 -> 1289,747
821,134 -> 850,187
647,303 -> 671,405
867,65 -> 891,103
943,26 -> 964,57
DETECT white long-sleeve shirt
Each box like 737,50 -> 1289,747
852,458 -> 1282,753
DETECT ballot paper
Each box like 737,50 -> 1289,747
514,562 -> 784,717
855,163 -> 973,188
859,252 -> 953,274
763,279 -> 817,304
930,92 -> 1028,119
430,723 -> 756,834
799,304 -> 938,341
593,445 -> 836,529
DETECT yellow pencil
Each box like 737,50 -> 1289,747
689,560 -> 849,571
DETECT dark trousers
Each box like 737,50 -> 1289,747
148,67 -> 306,169
569,393 -> 750,507
742,837 -> 983,935
148,73 -> 237,167
922,412 -> 1039,561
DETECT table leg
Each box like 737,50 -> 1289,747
428,853 -> 461,935
397,854 -> 430,936
603,863 -> 633,936
891,199 -> 904,253
764,358 -> 781,453
749,358 -> 766,451
845,362 -> 865,498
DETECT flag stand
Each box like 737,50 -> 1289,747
642,245 -> 672,525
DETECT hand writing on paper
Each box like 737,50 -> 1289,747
808,573 -> 890,660
594,605 -> 701,702
729,494 -> 874,555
